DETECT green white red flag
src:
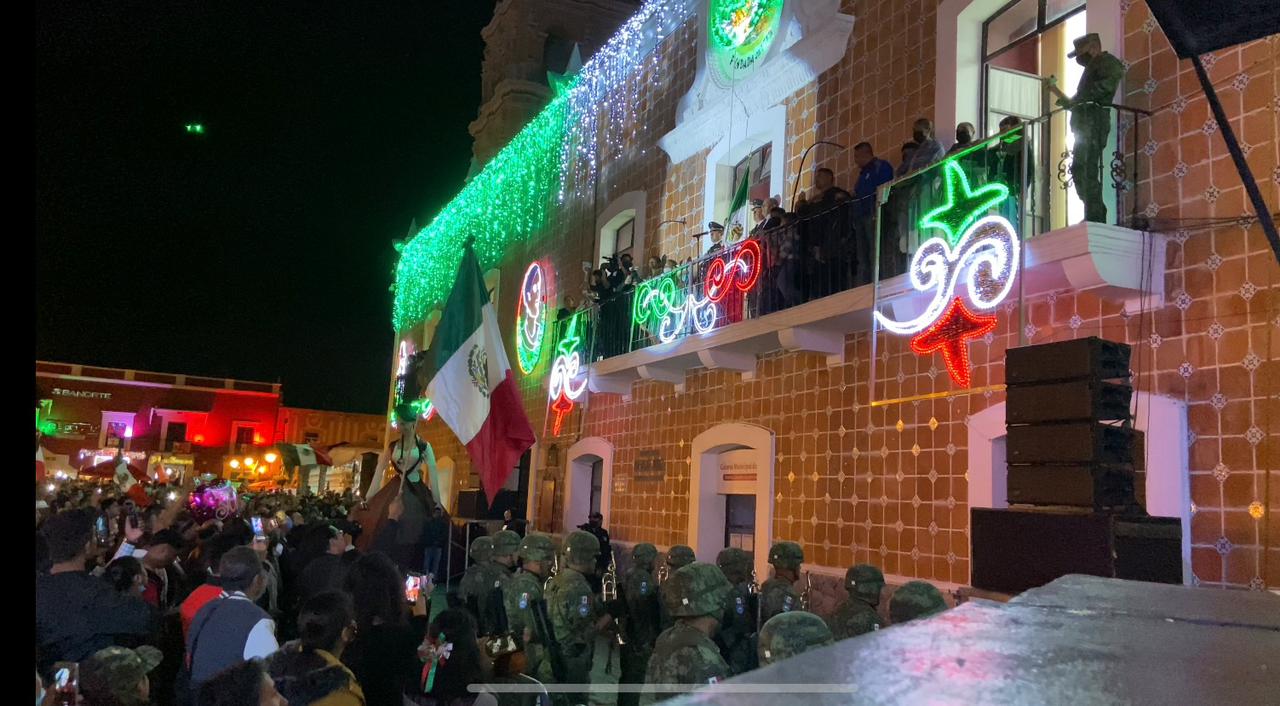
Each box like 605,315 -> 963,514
423,246 -> 535,503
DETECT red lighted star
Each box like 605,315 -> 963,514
909,298 -> 997,388
550,391 -> 574,435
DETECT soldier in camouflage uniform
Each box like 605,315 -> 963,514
504,533 -> 556,678
757,611 -> 834,666
459,535 -> 494,616
714,547 -> 757,675
657,545 -> 695,631
539,529 -> 612,705
477,531 -> 520,633
619,543 -> 660,706
827,563 -> 886,639
641,562 -> 732,705
889,580 -> 947,624
759,541 -> 803,624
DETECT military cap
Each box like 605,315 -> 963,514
716,547 -> 752,580
491,530 -> 521,557
663,562 -> 731,618
666,544 -> 695,569
846,564 -> 885,601
1067,33 -> 1101,58
758,611 -> 834,666
768,541 -> 804,571
563,529 -> 601,562
518,533 -> 556,563
469,536 -> 494,562
81,646 -> 163,702
889,580 -> 948,624
708,221 -> 724,231
632,542 -> 658,563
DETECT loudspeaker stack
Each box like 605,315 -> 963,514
971,337 -> 1182,594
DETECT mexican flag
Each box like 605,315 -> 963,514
424,246 -> 535,503
276,443 -> 332,468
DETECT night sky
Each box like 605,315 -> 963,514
36,0 -> 497,413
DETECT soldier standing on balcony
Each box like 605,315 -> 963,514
1046,32 -> 1125,224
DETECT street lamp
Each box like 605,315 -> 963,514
264,452 -> 278,464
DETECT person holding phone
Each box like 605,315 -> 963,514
36,510 -> 154,676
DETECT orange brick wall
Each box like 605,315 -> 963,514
412,1 -> 1278,590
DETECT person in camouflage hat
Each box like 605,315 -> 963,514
641,562 -> 732,705
459,536 -> 498,631
827,563 -> 886,639
759,541 -> 803,623
658,545 -> 696,631
889,580 -> 948,624
619,543 -> 660,706
538,530 -> 610,704
471,530 -> 520,635
504,533 -> 557,678
714,547 -> 758,675
757,611 -> 834,666
80,645 -> 163,706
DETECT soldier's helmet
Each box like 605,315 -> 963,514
716,547 -> 752,582
664,562 -> 731,618
491,530 -> 521,558
889,580 -> 948,624
768,541 -> 804,571
518,533 -> 556,563
632,542 -> 658,564
666,544 -> 696,569
845,564 -> 885,604
469,536 -> 494,563
563,529 -> 601,565
758,611 -> 834,666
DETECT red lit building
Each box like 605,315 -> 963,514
36,361 -> 283,482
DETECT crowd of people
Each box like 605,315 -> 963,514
36,476 -> 952,706
558,115 -> 1029,359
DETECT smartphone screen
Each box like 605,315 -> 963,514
251,517 -> 265,534
52,662 -> 78,695
404,574 -> 422,603
95,516 -> 109,542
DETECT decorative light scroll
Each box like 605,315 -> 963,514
873,160 -> 1019,387
704,239 -> 762,303
516,262 -> 549,373
548,312 -> 590,435
633,271 -> 716,344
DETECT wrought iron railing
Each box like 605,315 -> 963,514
549,104 -> 1149,364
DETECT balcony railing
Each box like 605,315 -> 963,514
556,104 -> 1149,366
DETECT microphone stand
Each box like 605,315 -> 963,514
790,140 -> 848,211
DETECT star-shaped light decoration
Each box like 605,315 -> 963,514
909,297 -> 997,388
546,43 -> 583,98
919,160 -> 1010,245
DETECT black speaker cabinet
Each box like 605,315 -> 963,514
1007,422 -> 1143,467
1006,379 -> 1133,424
1006,337 -> 1131,385
972,508 -> 1181,594
1006,464 -> 1135,509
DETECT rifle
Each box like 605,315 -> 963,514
530,597 -> 567,684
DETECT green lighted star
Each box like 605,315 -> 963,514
919,160 -> 1009,245
185,123 -> 205,135
546,43 -> 583,98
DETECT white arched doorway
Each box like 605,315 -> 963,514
967,392 -> 1191,583
564,437 -> 613,533
434,456 -> 457,514
689,423 -> 776,581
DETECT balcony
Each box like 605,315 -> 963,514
572,106 -> 1160,395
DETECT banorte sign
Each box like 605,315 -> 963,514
708,0 -> 785,86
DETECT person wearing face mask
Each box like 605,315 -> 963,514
186,546 -> 279,691
899,118 -> 945,176
1045,33 -> 1125,223
946,122 -> 976,155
